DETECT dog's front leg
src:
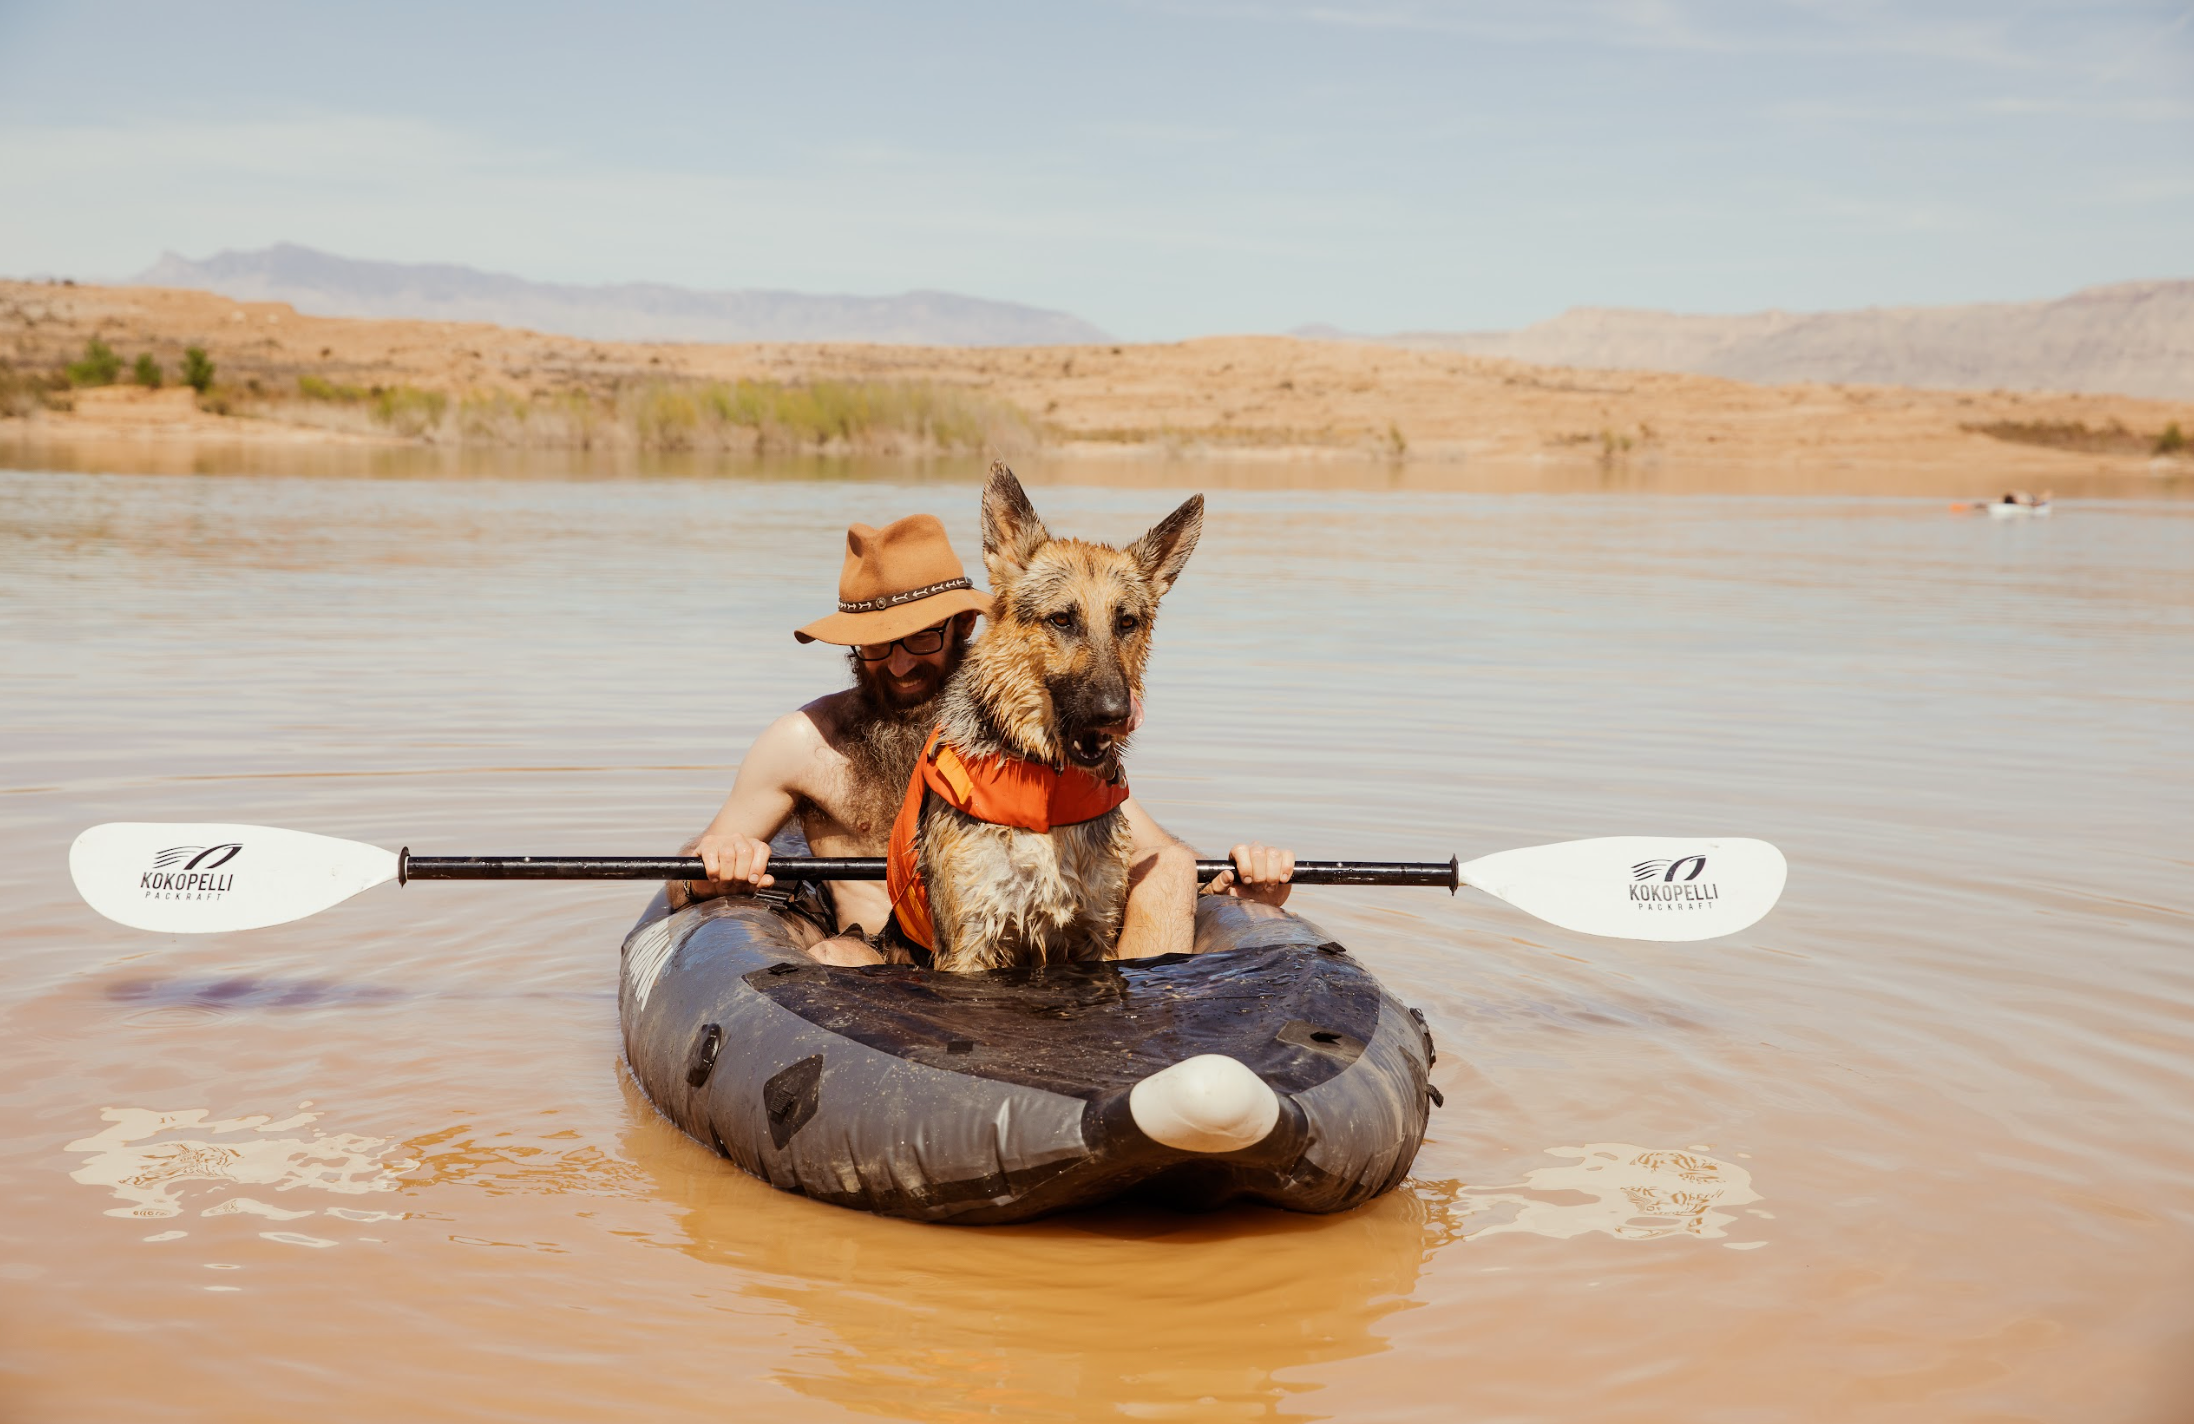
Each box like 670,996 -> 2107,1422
1055,814 -> 1133,962
919,809 -> 1028,972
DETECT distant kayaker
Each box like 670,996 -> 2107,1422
668,513 -> 1293,965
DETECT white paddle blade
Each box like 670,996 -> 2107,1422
70,823 -> 398,934
1460,836 -> 1787,943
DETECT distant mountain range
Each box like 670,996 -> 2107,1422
122,247 -> 2194,395
1296,280 -> 2194,399
132,243 -> 1113,347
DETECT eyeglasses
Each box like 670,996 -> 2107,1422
854,622 -> 950,661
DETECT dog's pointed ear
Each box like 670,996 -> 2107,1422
981,462 -> 1050,584
1126,493 -> 1203,599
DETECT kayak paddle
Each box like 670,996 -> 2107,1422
69,822 -> 1786,943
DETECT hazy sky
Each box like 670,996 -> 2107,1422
2,1 -> 2188,339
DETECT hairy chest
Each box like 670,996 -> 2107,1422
789,744 -> 903,852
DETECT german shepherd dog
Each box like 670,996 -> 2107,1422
917,464 -> 1202,971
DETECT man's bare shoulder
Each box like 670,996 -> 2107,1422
740,702 -> 822,771
794,687 -> 861,744
741,691 -> 859,790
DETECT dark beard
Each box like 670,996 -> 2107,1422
838,641 -> 965,825
840,680 -> 935,825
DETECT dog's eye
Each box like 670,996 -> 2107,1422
1047,611 -> 1077,633
1116,613 -> 1140,634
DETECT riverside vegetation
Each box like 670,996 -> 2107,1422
1965,417 -> 2189,458
3,338 -> 216,416
264,372 -> 1033,452
4,338 -> 1029,453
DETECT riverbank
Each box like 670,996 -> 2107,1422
6,280 -> 2191,492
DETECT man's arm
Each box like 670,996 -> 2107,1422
1112,802 -> 1303,957
667,712 -> 813,908
1113,797 -> 1197,959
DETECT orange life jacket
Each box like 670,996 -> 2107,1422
886,727 -> 1131,950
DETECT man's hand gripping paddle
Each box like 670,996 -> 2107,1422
70,822 -> 1787,943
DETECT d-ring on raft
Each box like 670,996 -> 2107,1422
618,890 -> 1440,1224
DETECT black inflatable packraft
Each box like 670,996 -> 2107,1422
619,892 -> 1438,1224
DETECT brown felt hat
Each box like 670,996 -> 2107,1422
793,514 -> 993,646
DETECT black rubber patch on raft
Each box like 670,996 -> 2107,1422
1274,1018 -> 1365,1065
743,944 -> 1382,1100
686,1023 -> 722,1087
763,1055 -> 823,1148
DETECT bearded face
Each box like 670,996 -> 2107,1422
837,620 -> 974,823
844,617 -> 973,711
856,646 -> 954,711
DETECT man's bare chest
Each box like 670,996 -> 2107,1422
792,744 -> 896,851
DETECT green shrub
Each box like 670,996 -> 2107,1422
1966,419 -> 2146,455
181,346 -> 215,394
371,385 -> 447,436
624,376 -> 1029,451
66,338 -> 122,387
133,353 -> 163,388
0,365 -> 37,416
298,373 -> 367,402
2158,422 -> 2187,456
456,390 -> 530,439
628,385 -> 702,448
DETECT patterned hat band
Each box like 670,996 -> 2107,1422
837,576 -> 974,615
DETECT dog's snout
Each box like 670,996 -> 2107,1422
1051,672 -> 1133,734
1087,691 -> 1132,728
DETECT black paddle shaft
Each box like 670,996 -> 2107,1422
399,852 -> 1459,891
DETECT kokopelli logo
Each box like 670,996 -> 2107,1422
1632,855 -> 1707,883
153,844 -> 243,872
141,843 -> 244,899
1629,853 -> 1717,911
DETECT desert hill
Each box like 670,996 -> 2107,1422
1303,281 -> 2194,400
4,280 -> 2189,495
132,243 -> 1113,348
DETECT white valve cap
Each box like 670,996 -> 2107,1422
1127,1054 -> 1281,1154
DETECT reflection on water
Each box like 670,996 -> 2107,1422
1447,1144 -> 1765,1246
66,1106 -> 413,1223
400,1112 -> 650,1200
9,431 -> 2189,497
107,975 -> 411,1012
619,1074 -> 1454,1424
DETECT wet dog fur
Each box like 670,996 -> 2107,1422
918,463 -> 1202,971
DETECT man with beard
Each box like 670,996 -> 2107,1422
669,513 -> 1294,965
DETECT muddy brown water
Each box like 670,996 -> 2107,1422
2,451 -> 2191,1422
